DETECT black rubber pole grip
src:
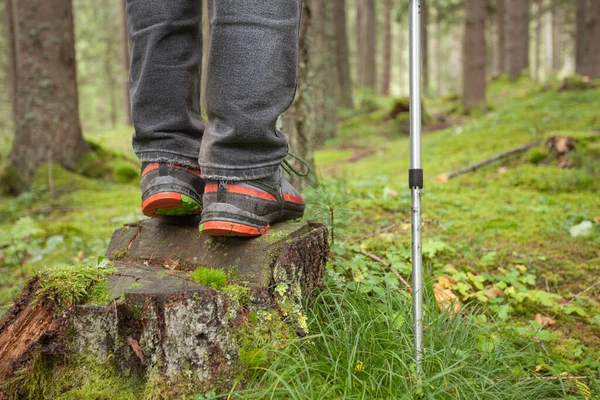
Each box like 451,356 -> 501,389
408,169 -> 424,189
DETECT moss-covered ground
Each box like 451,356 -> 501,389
1,77 -> 599,398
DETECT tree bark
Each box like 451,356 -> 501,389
334,0 -> 354,108
462,0 -> 487,108
119,0 -> 132,126
6,0 -> 89,189
4,0 -> 17,125
551,0 -> 562,72
508,0 -> 530,81
496,0 -> 507,74
380,0 -> 392,96
362,0 -> 376,90
534,0 -> 542,81
356,0 -> 364,88
575,0 -> 600,79
421,0 -> 429,94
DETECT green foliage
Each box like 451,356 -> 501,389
228,286 -> 575,399
529,148 -> 547,164
304,178 -> 353,247
191,267 -> 227,290
34,256 -> 116,311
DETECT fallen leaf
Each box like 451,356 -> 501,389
127,336 -> 144,362
534,313 -> 556,327
485,285 -> 505,298
593,216 -> 600,224
497,166 -> 508,174
433,280 -> 461,314
164,259 -> 180,270
436,174 -> 449,183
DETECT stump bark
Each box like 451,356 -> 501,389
0,219 -> 328,397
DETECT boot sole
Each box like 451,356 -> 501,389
142,192 -> 202,217
200,202 -> 303,237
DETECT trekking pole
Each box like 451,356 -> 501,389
409,0 -> 424,376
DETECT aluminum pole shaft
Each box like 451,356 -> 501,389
409,0 -> 423,376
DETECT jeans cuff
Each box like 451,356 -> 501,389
136,150 -> 201,169
199,163 -> 280,181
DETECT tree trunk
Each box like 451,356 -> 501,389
435,0 -> 443,94
551,0 -> 562,72
119,0 -> 132,126
421,0 -> 429,94
462,0 -> 487,108
283,0 -> 317,191
356,0 -> 364,88
363,0 -> 376,90
575,0 -> 600,79
380,0 -> 392,96
496,0 -> 507,74
508,0 -> 530,81
6,0 -> 89,190
334,0 -> 354,108
4,0 -> 17,125
534,0 -> 542,81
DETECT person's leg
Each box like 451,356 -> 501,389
199,0 -> 301,181
127,0 -> 205,216
199,0 -> 305,236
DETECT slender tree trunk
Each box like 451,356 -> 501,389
4,0 -> 17,125
462,0 -> 487,108
6,0 -> 89,190
435,0 -> 443,94
119,0 -> 132,126
496,0 -> 507,74
421,0 -> 429,94
508,0 -> 530,80
380,0 -> 392,96
534,0 -> 542,81
356,0 -> 365,88
334,0 -> 354,108
284,0 -> 316,191
105,39 -> 117,128
551,0 -> 562,72
363,0 -> 376,90
575,0 -> 600,78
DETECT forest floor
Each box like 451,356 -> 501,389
1,77 -> 599,399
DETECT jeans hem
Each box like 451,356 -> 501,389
136,151 -> 201,169
199,163 -> 281,181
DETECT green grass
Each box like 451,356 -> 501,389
191,267 -> 228,290
226,285 -> 585,399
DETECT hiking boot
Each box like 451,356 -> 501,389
199,168 -> 305,236
140,162 -> 205,217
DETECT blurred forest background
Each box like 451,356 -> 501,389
1,0 -> 600,398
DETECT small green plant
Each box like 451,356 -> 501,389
191,267 -> 227,290
529,148 -> 546,164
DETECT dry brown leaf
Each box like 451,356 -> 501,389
433,281 -> 461,314
593,216 -> 600,224
164,259 -> 180,270
497,166 -> 508,174
534,313 -> 556,327
127,336 -> 144,362
437,275 -> 458,290
436,174 -> 449,183
485,285 -> 505,298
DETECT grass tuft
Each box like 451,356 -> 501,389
191,267 -> 227,290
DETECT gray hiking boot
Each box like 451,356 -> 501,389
199,168 -> 305,236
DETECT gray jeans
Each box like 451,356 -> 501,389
127,0 -> 301,180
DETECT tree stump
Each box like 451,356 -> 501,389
0,218 -> 328,397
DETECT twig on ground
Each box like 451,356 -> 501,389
550,280 -> 600,321
349,219 -> 441,245
436,141 -> 541,182
358,249 -> 411,291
